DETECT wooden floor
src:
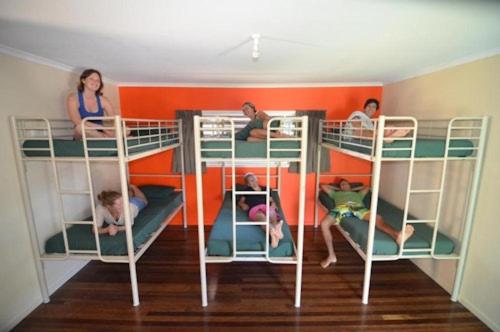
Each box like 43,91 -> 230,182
15,226 -> 489,331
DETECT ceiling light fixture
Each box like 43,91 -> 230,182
251,33 -> 260,61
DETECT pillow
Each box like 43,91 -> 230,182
319,190 -> 335,210
139,185 -> 175,199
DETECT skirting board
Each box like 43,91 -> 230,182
460,297 -> 499,332
2,260 -> 89,331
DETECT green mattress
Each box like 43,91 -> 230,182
45,191 -> 182,256
201,140 -> 301,159
318,191 -> 454,256
207,191 -> 295,257
23,134 -> 178,157
322,134 -> 474,158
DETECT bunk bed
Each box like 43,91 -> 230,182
314,115 -> 489,304
193,115 -> 308,307
10,115 -> 187,306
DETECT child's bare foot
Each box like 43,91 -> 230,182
396,225 -> 415,246
320,255 -> 337,269
270,228 -> 280,248
275,220 -> 284,239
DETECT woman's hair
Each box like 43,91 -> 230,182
242,101 -> 257,113
97,190 -> 121,207
78,69 -> 104,96
364,98 -> 379,110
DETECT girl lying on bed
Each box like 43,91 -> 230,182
237,172 -> 284,248
94,184 -> 148,236
319,179 -> 415,268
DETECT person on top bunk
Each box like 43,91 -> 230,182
94,184 -> 148,236
235,101 -> 290,141
67,68 -> 117,139
238,172 -> 284,248
345,98 -> 410,143
319,179 -> 415,268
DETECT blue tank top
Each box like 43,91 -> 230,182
78,91 -> 104,125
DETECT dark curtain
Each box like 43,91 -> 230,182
289,110 -> 331,173
172,110 -> 204,174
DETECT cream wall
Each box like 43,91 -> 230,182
382,55 -> 500,331
0,53 -> 121,330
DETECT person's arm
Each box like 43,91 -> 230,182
100,96 -> 115,117
359,186 -> 370,196
351,184 -> 365,192
66,93 -> 82,127
238,196 -> 249,211
320,184 -> 336,196
129,184 -> 148,205
93,205 -> 111,234
256,111 -> 271,129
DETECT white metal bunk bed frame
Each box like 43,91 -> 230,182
313,115 -> 489,304
10,115 -> 187,306
193,115 -> 308,307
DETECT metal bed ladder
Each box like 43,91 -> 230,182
398,141 -> 449,256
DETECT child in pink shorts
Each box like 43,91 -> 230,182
238,173 -> 283,248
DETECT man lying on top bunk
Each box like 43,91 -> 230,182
319,179 -> 415,268
345,98 -> 410,143
235,101 -> 291,141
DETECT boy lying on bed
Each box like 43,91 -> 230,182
94,184 -> 148,236
319,179 -> 415,268
238,172 -> 284,248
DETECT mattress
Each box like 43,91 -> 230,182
318,191 -> 455,256
207,191 -> 295,257
44,191 -> 182,256
201,140 -> 301,159
22,134 -> 178,157
322,135 -> 474,158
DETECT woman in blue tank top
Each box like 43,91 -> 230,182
67,69 -> 116,139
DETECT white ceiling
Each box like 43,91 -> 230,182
1,0 -> 499,85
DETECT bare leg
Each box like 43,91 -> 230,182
320,215 -> 338,268
248,128 -> 291,140
74,125 -> 106,139
362,213 -> 415,245
383,128 -> 410,143
252,211 -> 280,248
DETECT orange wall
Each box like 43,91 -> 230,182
119,86 -> 382,225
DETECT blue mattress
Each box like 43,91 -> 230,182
45,189 -> 182,256
207,191 -> 295,257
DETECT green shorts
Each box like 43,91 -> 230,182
329,204 -> 369,224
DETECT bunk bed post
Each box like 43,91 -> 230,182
193,116 -> 208,306
314,120 -> 323,228
362,116 -> 385,304
114,115 -> 140,306
179,119 -> 188,228
295,116 -> 308,308
451,116 -> 489,301
9,116 -> 51,303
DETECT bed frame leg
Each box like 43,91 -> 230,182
362,257 -> 372,304
129,261 -> 140,306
